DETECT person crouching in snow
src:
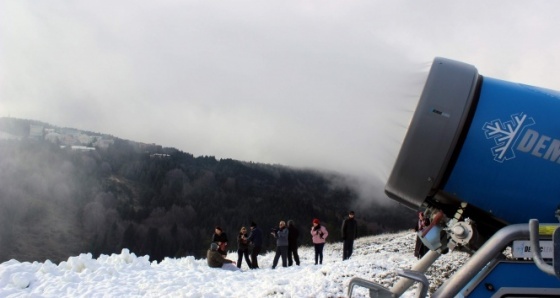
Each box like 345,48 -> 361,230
207,243 -> 240,271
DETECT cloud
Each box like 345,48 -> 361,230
2,0 -> 560,202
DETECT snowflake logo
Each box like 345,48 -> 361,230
482,113 -> 535,162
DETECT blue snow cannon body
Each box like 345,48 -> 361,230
385,58 -> 560,227
349,57 -> 560,298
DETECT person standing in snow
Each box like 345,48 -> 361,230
311,218 -> 328,265
287,220 -> 300,266
207,242 -> 239,271
341,211 -> 358,260
271,220 -> 289,269
212,226 -> 229,256
414,211 -> 431,259
236,226 -> 252,269
247,221 -> 263,269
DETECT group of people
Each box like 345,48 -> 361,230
270,218 -> 329,269
207,222 -> 263,271
207,209 -> 433,271
207,211 -> 359,271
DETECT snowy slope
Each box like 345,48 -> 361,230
0,230 -> 469,297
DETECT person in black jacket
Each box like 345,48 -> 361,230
341,211 -> 358,260
212,226 -> 228,256
287,220 -> 300,266
236,226 -> 252,269
414,211 -> 431,259
247,221 -> 263,269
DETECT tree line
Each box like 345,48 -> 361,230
0,118 -> 415,263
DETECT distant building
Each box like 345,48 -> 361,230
60,145 -> 96,151
77,133 -> 94,145
45,132 -> 62,143
29,124 -> 44,139
94,138 -> 114,149
60,134 -> 77,146
0,131 -> 19,140
72,145 -> 95,151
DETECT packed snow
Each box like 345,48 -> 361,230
0,231 -> 469,297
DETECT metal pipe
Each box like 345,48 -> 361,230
432,224 -> 529,298
347,277 -> 395,298
391,250 -> 440,296
529,219 -> 556,276
396,269 -> 429,298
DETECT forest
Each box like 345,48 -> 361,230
0,117 -> 415,262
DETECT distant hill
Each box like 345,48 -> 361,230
0,117 -> 415,262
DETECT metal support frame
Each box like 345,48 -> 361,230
397,269 -> 430,298
347,277 -> 394,298
391,250 -> 440,296
529,219 -> 560,278
349,221 -> 560,298
348,250 -> 439,298
348,269 -> 430,298
432,224 -> 529,297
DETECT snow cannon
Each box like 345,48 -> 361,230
348,57 -> 560,297
386,57 -> 560,230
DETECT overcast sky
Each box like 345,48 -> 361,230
2,1 -> 560,198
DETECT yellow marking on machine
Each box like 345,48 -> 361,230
538,225 -> 559,236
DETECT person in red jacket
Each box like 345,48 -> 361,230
310,218 -> 328,265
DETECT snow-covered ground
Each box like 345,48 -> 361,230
0,230 -> 469,297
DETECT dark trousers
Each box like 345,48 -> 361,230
287,244 -> 300,266
237,248 -> 252,269
314,243 -> 325,264
272,246 -> 288,268
343,239 -> 354,260
414,237 -> 429,259
250,246 -> 261,269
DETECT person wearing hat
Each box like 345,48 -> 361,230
310,218 -> 329,265
341,211 -> 358,260
246,221 -> 263,269
207,242 -> 239,271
